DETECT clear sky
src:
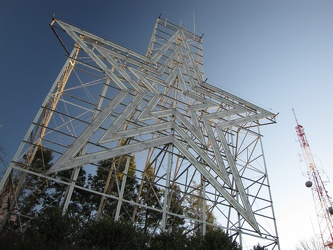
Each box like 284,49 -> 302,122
1,1 -> 333,249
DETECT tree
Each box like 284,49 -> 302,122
185,228 -> 241,250
89,153 -> 138,221
0,126 -> 7,175
24,207 -> 79,248
18,145 -> 139,224
149,227 -> 240,250
295,237 -> 326,250
59,167 -> 95,224
201,228 -> 241,250
10,148 -> 90,231
184,182 -> 216,235
18,148 -> 54,217
252,243 -> 267,250
0,206 -> 240,250
165,184 -> 185,230
1,207 -> 81,250
149,230 -> 189,250
136,165 -> 163,234
78,216 -> 147,249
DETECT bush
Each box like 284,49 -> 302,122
202,229 -> 240,250
1,208 -> 240,250
23,207 -> 79,248
149,230 -> 189,250
78,217 -> 147,249
186,229 -> 241,250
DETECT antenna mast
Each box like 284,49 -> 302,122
293,109 -> 333,248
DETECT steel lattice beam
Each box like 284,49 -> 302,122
0,17 -> 280,249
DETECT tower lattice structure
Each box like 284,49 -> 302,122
294,111 -> 333,248
0,17 -> 279,248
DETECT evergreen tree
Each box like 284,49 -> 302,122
24,207 -> 79,248
136,165 -> 163,234
89,153 -> 138,221
78,216 -> 147,249
17,148 -> 89,227
18,148 -> 54,217
165,184 -> 185,230
60,167 -> 95,223
200,228 -> 241,250
149,230 -> 189,250
150,227 -> 240,250
1,207 -> 240,250
184,182 -> 216,235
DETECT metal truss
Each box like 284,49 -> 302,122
0,17 -> 279,249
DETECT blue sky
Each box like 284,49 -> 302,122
1,1 -> 333,249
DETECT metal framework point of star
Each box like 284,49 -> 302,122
0,17 -> 280,249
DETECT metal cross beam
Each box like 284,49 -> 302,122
0,17 -> 279,249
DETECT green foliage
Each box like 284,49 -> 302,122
252,243 -> 267,250
78,217 -> 147,249
185,182 -> 216,235
187,229 -> 241,250
6,148 -> 241,249
24,207 -> 80,247
17,148 -> 91,230
1,207 -> 80,250
0,230 -> 46,250
1,210 -> 239,250
150,228 -> 240,250
201,229 -> 241,250
64,168 -> 95,223
19,148 -> 54,216
89,154 -> 138,221
166,185 -> 185,230
137,165 -> 163,234
150,230 -> 189,250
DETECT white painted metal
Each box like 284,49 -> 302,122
0,17 -> 279,248
115,156 -> 131,221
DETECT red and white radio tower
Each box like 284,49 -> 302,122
293,109 -> 333,248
